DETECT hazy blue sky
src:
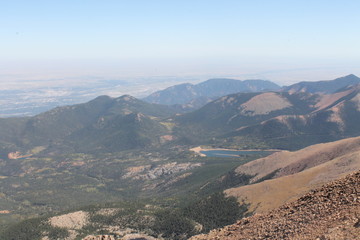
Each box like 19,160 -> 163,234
1,0 -> 360,84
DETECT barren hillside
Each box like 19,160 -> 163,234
235,136 -> 360,184
225,137 -> 360,213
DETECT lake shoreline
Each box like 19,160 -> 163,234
190,146 -> 282,157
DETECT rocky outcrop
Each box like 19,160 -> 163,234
190,170 -> 360,240
49,211 -> 89,230
7,151 -> 32,159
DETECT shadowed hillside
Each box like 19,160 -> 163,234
226,84 -> 360,150
173,91 -> 318,144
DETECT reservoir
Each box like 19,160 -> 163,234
200,149 -> 276,158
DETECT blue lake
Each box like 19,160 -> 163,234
200,150 -> 276,158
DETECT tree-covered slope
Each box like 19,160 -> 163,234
0,95 -> 176,154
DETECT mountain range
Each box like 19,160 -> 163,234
143,78 -> 281,111
143,74 -> 360,112
225,83 -> 360,149
172,81 -> 360,150
283,74 -> 360,94
0,74 -> 359,157
1,74 -> 360,239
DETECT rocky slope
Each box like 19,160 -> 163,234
190,170 -> 360,240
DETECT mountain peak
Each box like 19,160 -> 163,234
334,74 -> 360,82
343,73 -> 358,78
90,95 -> 113,102
116,95 -> 137,102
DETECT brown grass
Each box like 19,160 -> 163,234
314,89 -> 353,111
235,136 -> 360,183
226,138 -> 360,213
240,92 -> 292,116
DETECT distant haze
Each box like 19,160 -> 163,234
1,59 -> 359,92
1,1 -> 359,88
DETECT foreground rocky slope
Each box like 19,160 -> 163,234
190,170 -> 360,240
